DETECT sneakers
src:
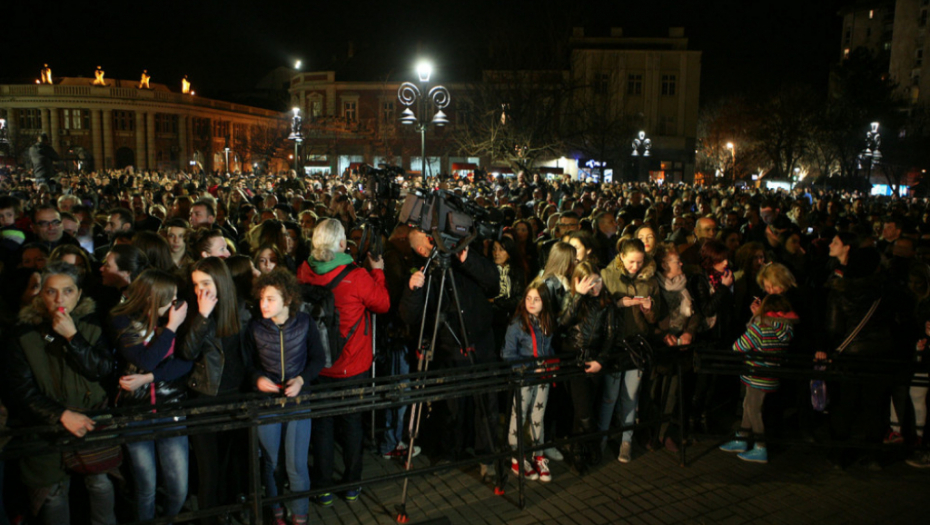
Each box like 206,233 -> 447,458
906,450 -> 930,468
719,437 -> 749,453
883,429 -> 905,445
382,441 -> 422,459
534,455 -> 551,482
737,444 -> 768,464
344,488 -> 361,503
617,441 -> 632,463
511,457 -> 539,480
318,493 -> 334,507
543,447 -> 564,461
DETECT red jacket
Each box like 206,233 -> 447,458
297,262 -> 390,378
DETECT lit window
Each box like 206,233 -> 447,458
869,10 -> 874,19
844,48 -> 850,58
344,101 -> 357,123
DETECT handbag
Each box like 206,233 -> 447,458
622,335 -> 654,371
809,298 -> 881,412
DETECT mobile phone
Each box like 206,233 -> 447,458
173,299 -> 186,311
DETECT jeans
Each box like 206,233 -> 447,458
598,369 -> 643,443
34,474 -> 116,525
740,387 -> 767,443
380,348 -> 410,455
312,373 -> 366,489
257,417 -> 311,516
125,420 -> 189,520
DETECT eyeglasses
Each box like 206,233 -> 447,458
36,220 -> 62,228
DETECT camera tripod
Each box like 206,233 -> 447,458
395,234 -> 505,523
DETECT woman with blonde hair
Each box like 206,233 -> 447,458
539,241 -> 577,313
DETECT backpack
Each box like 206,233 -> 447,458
300,264 -> 365,368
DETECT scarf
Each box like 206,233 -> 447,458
658,273 -> 693,319
496,264 -> 512,301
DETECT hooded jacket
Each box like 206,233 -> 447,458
297,253 -> 391,378
6,296 -> 113,488
602,254 -> 660,338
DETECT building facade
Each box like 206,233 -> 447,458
0,77 -> 286,173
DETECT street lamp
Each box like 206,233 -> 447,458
288,106 -> 304,174
223,142 -> 231,176
631,130 -> 651,182
726,142 -> 736,181
398,60 -> 451,185
859,121 -> 881,189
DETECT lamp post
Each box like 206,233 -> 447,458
398,60 -> 450,186
725,142 -> 736,182
223,142 -> 231,176
631,130 -> 651,182
859,121 -> 881,191
288,107 -> 304,174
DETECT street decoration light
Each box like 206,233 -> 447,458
726,142 -> 736,180
288,107 -> 304,173
398,60 -> 451,185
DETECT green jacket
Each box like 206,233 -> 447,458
602,254 -> 661,338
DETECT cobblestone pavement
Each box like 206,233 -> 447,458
303,440 -> 927,525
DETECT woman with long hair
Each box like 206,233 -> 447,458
490,236 -> 526,350
539,241 -> 577,313
178,257 -> 253,521
189,228 -> 231,260
253,243 -> 285,275
132,231 -> 176,273
110,269 -> 192,521
559,261 -> 617,475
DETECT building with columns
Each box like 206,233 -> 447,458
0,76 -> 286,173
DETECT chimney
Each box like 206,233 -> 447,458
348,40 -> 355,58
610,27 -> 623,37
669,27 -> 684,38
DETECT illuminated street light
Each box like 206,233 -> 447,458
289,107 -> 304,173
295,60 -> 302,70
399,60 -> 451,185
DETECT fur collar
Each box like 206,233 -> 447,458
613,254 -> 657,281
18,296 -> 97,326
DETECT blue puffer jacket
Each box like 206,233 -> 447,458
248,311 -> 325,390
501,318 -> 553,363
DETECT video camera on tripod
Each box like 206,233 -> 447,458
352,164 -> 405,262
397,188 -> 503,254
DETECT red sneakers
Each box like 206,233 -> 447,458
511,457 -> 539,480
534,455 -> 551,482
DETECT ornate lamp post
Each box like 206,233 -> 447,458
223,139 -> 231,176
859,121 -> 882,189
398,61 -> 450,185
288,107 -> 304,174
631,130 -> 651,182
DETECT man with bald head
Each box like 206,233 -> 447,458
680,217 -> 719,269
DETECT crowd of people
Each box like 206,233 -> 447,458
0,152 -> 928,524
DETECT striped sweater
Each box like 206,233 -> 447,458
732,320 -> 794,392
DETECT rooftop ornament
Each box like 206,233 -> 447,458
40,64 -> 53,84
182,75 -> 191,94
92,66 -> 106,86
139,70 -> 151,89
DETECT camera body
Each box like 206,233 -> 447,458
398,189 -> 502,250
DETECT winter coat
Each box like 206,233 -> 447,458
825,274 -> 898,358
688,270 -> 735,342
559,293 -> 618,367
297,253 -> 390,378
6,297 -> 113,488
111,314 -> 193,408
602,255 -> 660,338
247,311 -> 326,390
399,250 -> 500,367
28,142 -> 59,182
177,301 -> 252,396
733,316 -> 795,392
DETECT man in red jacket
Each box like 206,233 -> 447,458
297,218 -> 389,504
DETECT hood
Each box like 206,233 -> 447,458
18,296 -> 97,326
307,252 -> 355,275
611,254 -> 657,281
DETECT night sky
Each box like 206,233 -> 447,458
4,0 -> 848,106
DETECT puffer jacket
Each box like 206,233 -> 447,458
559,292 -> 618,366
247,311 -> 326,390
178,302 -> 252,396
112,314 -> 193,408
602,255 -> 660,337
6,297 -> 113,489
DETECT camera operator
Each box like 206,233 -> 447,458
399,230 -> 501,478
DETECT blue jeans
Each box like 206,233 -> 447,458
257,417 -> 311,516
598,369 -> 643,443
380,348 -> 410,454
34,474 -> 116,525
312,373 -> 366,489
124,419 -> 189,520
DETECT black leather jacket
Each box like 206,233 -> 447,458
559,293 -> 618,367
178,303 -> 252,396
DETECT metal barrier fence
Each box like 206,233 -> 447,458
2,345 -> 926,524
